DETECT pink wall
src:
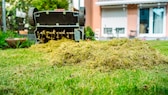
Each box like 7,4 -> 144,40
84,0 -> 92,27
127,4 -> 138,36
91,0 -> 101,33
85,1 -> 168,37
166,3 -> 168,36
85,0 -> 101,34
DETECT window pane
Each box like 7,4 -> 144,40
139,8 -> 149,34
116,28 -> 125,34
104,28 -> 112,34
153,7 -> 164,34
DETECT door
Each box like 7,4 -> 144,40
139,7 -> 165,37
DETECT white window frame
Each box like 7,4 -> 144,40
138,7 -> 166,37
104,27 -> 113,35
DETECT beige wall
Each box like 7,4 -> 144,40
127,4 -> 138,36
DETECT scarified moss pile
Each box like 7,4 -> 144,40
30,38 -> 168,70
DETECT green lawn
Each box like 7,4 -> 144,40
147,40 -> 168,56
0,40 -> 168,95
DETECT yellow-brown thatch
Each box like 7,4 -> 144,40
30,38 -> 168,71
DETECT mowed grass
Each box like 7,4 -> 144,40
0,40 -> 168,95
147,40 -> 168,56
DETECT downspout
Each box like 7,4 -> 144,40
2,0 -> 6,32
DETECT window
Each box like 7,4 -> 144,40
153,8 -> 164,34
139,7 -> 165,35
115,28 -> 125,34
140,8 -> 149,34
104,28 -> 112,34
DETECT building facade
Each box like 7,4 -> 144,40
85,0 -> 168,40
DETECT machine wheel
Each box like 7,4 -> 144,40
79,7 -> 85,26
28,7 -> 38,26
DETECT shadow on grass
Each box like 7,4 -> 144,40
126,85 -> 168,95
0,87 -> 17,95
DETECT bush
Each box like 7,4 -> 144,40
0,32 -> 9,48
0,31 -> 19,48
84,26 -> 95,40
0,31 -> 35,49
18,40 -> 35,48
31,0 -> 69,10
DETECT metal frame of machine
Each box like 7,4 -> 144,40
28,7 -> 85,43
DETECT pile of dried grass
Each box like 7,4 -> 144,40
30,38 -> 168,70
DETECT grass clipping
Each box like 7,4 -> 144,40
30,38 -> 168,70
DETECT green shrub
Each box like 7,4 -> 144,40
19,40 -> 35,48
84,26 -> 95,40
0,32 -> 9,48
0,31 -> 35,49
0,31 -> 19,48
